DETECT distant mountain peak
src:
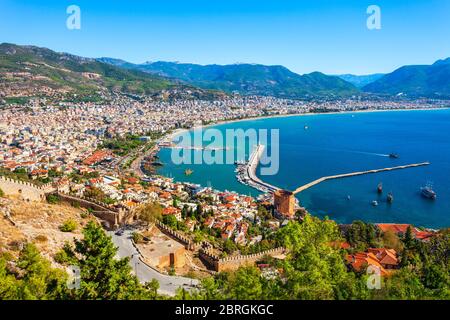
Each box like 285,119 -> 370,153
103,60 -> 359,98
433,57 -> 450,66
363,58 -> 450,98
336,73 -> 385,88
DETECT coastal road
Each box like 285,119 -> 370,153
109,228 -> 200,297
129,143 -> 158,178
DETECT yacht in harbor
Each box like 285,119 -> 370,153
421,183 -> 437,200
387,192 -> 394,204
377,183 -> 383,194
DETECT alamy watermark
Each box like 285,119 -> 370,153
66,5 -> 81,30
67,265 -> 81,290
367,5 -> 382,30
366,265 -> 382,290
171,121 -> 280,176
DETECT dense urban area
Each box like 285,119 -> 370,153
1,91 -> 449,300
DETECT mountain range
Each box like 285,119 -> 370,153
362,58 -> 450,98
0,43 -> 221,102
97,58 -> 359,99
1,43 -> 450,101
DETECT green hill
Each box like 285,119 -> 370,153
0,43 -> 221,102
363,58 -> 450,98
98,59 -> 359,99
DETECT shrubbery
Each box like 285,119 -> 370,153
132,232 -> 144,244
46,194 -> 60,204
59,219 -> 78,232
2,222 -> 158,300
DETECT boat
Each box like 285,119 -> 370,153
421,183 -> 437,200
387,192 -> 394,203
347,195 -> 351,200
372,200 -> 379,206
184,169 -> 193,176
304,125 -> 309,130
377,183 -> 383,194
389,153 -> 399,159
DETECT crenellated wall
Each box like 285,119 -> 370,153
199,247 -> 286,272
55,191 -> 132,230
156,221 -> 194,249
0,176 -> 54,202
0,176 -> 135,230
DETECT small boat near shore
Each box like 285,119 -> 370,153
387,192 -> 394,203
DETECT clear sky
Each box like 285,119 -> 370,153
1,0 -> 449,75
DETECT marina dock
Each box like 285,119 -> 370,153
236,144 -> 280,193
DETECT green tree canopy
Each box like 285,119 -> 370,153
59,221 -> 152,300
0,244 -> 67,300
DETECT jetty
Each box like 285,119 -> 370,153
236,145 -> 430,196
292,162 -> 430,194
236,144 -> 280,193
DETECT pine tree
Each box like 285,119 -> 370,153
65,221 -> 148,299
404,225 -> 414,249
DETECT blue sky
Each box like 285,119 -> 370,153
1,0 -> 449,74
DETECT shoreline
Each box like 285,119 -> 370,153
163,106 -> 449,142
149,107 -> 449,229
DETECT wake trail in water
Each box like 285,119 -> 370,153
288,143 -> 390,157
349,151 -> 390,157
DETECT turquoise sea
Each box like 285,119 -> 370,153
157,109 -> 450,229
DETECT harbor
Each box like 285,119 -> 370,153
292,162 -> 431,194
235,144 -> 280,193
236,145 -> 431,199
157,110 -> 450,228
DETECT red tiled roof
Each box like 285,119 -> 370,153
376,223 -> 436,241
346,252 -> 389,276
163,206 -> 181,216
376,223 -> 411,234
414,230 -> 434,241
83,150 -> 111,166
367,248 -> 398,266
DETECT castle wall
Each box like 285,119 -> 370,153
156,221 -> 193,249
0,176 -> 48,202
199,247 -> 285,272
157,247 -> 186,269
55,191 -> 121,230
